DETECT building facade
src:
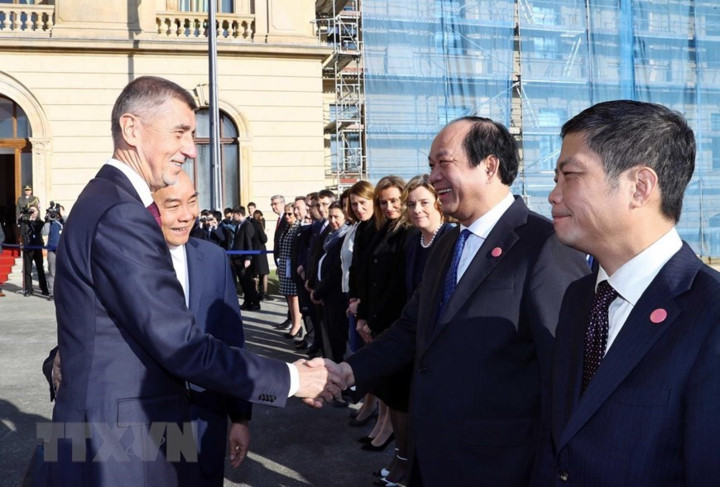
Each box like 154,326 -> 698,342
0,0 -> 330,243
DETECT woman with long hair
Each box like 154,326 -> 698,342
355,175 -> 408,458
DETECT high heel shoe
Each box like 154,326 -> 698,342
358,435 -> 374,444
348,408 -> 378,427
284,328 -> 303,339
361,433 -> 394,452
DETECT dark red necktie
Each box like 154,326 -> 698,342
581,280 -> 618,393
146,202 -> 162,228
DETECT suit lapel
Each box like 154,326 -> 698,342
430,198 -> 528,340
558,244 -> 700,449
185,238 -> 205,313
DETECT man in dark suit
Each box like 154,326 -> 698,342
49,76 -> 339,486
230,205 -> 260,311
270,194 -> 286,267
44,172 -> 252,484
544,100 -> 720,486
328,117 -> 589,486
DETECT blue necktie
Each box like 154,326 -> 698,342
438,229 -> 471,318
581,280 -> 618,393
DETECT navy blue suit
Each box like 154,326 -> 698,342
547,243 -> 720,486
184,237 -> 251,483
346,197 -> 589,487
50,166 -> 289,486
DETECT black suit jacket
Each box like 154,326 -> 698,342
51,165 -> 289,486
546,243 -> 720,486
346,196 -> 589,487
231,218 -> 255,265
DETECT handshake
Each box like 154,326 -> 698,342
292,358 -> 356,408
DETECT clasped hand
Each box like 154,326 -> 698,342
293,358 -> 355,408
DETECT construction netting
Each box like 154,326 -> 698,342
362,0 -> 720,256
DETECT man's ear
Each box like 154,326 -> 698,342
484,155 -> 500,181
631,166 -> 658,208
118,113 -> 140,147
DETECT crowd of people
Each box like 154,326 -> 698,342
23,75 -> 720,487
266,174 -> 456,485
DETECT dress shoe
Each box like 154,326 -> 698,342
285,329 -> 303,339
348,409 -> 378,427
274,319 -> 292,330
242,302 -> 260,311
361,433 -> 394,452
374,476 -> 404,487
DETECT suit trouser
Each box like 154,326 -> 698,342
47,251 -> 56,294
236,261 -> 260,305
23,249 -> 48,294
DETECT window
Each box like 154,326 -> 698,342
179,0 -> 234,13
185,109 -> 239,210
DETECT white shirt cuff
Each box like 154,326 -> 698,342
287,362 -> 299,397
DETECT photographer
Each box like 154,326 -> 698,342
20,206 -> 49,297
42,202 -> 64,299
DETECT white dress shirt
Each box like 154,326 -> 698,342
456,192 -> 515,282
598,228 -> 683,353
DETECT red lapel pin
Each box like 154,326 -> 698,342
491,247 -> 502,258
649,308 -> 667,324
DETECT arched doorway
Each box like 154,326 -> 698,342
185,108 -> 240,210
0,95 -> 32,243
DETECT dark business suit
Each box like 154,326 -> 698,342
273,214 -> 288,266
547,243 -> 720,486
184,237 -> 251,484
51,165 -> 289,486
312,229 -> 348,362
41,237 -> 250,485
231,218 -> 259,306
346,196 -> 589,487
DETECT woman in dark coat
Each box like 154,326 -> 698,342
252,210 -> 270,300
355,175 -> 407,458
378,174 -> 454,486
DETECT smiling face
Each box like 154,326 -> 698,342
406,185 -> 442,233
127,97 -> 197,191
428,121 -> 488,226
153,171 -> 198,247
378,186 -> 402,221
350,194 -> 373,222
549,132 -> 633,257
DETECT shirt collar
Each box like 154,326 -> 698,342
461,192 -> 515,239
105,158 -> 154,207
597,227 -> 682,305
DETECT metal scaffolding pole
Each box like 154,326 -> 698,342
208,0 -> 222,210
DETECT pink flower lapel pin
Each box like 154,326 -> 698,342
491,247 -> 502,258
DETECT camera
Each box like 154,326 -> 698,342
46,201 -> 62,221
18,205 -> 33,221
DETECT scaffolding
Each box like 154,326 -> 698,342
315,0 -> 366,190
